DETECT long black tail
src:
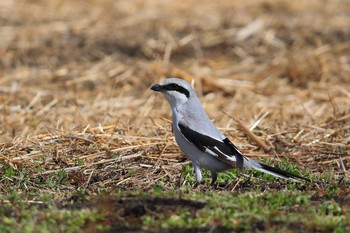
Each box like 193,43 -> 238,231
254,162 -> 310,182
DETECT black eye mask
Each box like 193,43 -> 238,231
162,83 -> 190,98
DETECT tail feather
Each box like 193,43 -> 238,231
253,162 -> 310,182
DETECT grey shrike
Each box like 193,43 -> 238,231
151,78 -> 309,184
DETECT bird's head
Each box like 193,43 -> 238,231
150,78 -> 193,107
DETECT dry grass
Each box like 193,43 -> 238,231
0,0 -> 350,202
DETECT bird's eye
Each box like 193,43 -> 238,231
166,83 -> 178,90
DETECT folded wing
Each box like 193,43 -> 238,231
178,122 -> 244,168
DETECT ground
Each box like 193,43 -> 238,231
0,0 -> 350,232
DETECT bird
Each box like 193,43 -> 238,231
150,78 -> 310,184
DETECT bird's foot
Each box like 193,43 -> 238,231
192,182 -> 199,189
192,181 -> 205,189
210,182 -> 219,189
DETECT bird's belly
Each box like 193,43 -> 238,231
174,129 -> 232,172
193,150 -> 232,172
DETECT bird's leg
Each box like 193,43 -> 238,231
210,171 -> 217,185
192,163 -> 202,186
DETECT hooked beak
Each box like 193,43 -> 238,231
150,84 -> 164,92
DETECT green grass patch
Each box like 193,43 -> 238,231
0,162 -> 349,232
0,180 -> 349,232
107,188 -> 350,232
0,191 -> 105,233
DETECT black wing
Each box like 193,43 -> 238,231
178,123 -> 244,168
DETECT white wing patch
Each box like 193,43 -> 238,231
205,146 -> 237,162
205,148 -> 218,157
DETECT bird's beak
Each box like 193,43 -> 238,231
150,84 -> 163,92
